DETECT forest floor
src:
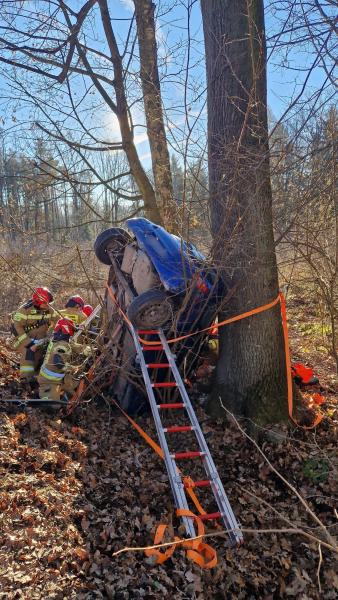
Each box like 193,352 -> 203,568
0,297 -> 337,600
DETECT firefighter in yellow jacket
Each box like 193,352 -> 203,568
11,287 -> 55,383
38,317 -> 91,402
58,295 -> 87,326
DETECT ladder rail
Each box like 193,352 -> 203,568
73,304 -> 101,341
126,323 -> 243,546
159,330 -> 243,545
129,326 -> 196,538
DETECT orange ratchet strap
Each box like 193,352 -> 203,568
280,293 -> 323,429
106,284 -> 132,327
106,285 -> 323,429
138,294 -> 281,346
145,510 -> 217,568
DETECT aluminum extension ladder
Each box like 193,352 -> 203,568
129,326 -> 243,546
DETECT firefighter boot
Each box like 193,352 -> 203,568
37,377 -> 62,402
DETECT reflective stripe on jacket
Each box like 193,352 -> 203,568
10,300 -> 55,351
57,309 -> 86,325
39,339 -> 85,382
40,366 -> 65,382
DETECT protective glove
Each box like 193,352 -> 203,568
28,337 -> 48,351
33,337 -> 48,346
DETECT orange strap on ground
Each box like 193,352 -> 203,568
109,398 -> 220,566
144,523 -> 179,564
111,397 -> 164,459
279,292 -> 323,429
110,398 -> 208,516
145,509 -> 217,568
177,509 -> 217,568
110,398 -> 217,565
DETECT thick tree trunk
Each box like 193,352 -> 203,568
201,0 -> 288,425
133,0 -> 176,231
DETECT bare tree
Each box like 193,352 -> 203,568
133,0 -> 176,230
201,0 -> 288,425
0,0 -> 165,224
275,107 -> 338,372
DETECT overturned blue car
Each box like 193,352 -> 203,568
94,218 -> 222,413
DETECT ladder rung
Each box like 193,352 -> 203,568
152,382 -> 177,388
158,403 -> 185,409
172,451 -> 204,459
198,512 -> 221,521
142,345 -> 163,351
164,425 -> 193,433
147,363 -> 169,368
137,329 -> 159,334
184,479 -> 211,488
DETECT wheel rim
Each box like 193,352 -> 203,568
136,300 -> 171,328
106,239 -> 126,256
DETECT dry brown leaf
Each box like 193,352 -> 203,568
73,547 -> 89,561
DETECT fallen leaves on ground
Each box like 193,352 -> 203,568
0,397 -> 337,599
0,323 -> 337,599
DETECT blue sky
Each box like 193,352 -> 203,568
0,0 -> 333,165
117,0 -> 329,111
113,0 -> 331,162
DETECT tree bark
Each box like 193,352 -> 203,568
201,0 -> 288,425
76,0 -> 163,225
98,0 -> 164,227
133,0 -> 176,231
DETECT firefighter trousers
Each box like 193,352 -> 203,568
37,373 -> 79,401
19,347 -> 44,382
37,376 -> 62,401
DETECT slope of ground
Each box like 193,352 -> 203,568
0,301 -> 337,599
0,404 -> 337,598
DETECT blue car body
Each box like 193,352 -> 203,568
97,218 -> 221,414
127,217 -> 212,294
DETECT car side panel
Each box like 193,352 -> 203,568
127,217 -> 203,293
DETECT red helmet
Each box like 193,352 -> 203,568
54,317 -> 75,336
65,295 -> 84,309
82,304 -> 93,317
32,287 -> 54,306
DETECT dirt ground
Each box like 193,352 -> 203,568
0,301 -> 337,599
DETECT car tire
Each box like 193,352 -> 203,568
127,289 -> 173,329
94,228 -> 132,265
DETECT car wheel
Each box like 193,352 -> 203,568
127,289 -> 173,329
94,228 -> 132,265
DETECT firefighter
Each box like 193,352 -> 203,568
59,295 -> 87,326
11,287 -> 55,383
37,317 -> 91,402
77,303 -> 98,344
82,304 -> 93,318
